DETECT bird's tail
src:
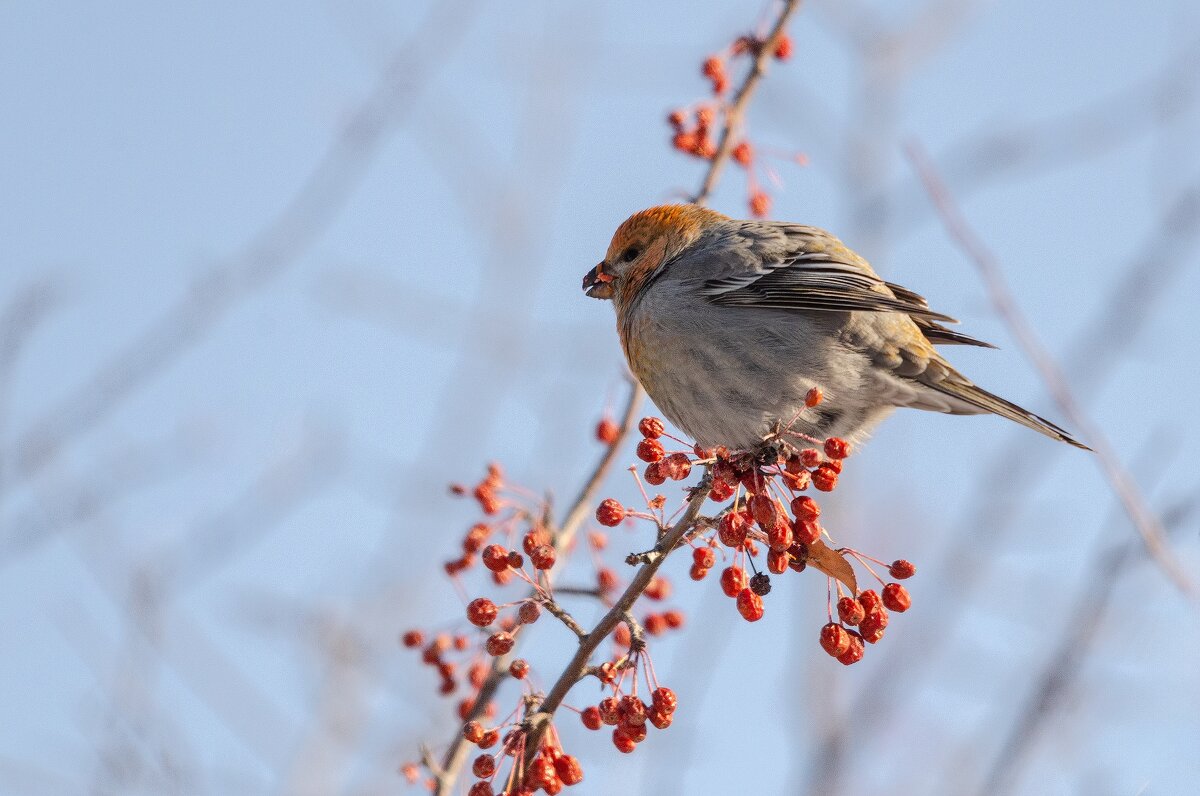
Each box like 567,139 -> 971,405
929,377 -> 1091,450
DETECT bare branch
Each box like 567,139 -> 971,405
905,139 -> 1193,595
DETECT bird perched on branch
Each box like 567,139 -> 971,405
583,204 -> 1088,452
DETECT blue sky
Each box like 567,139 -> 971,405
1,2 -> 1198,794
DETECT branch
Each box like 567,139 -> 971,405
431,382 -> 641,796
519,479 -> 710,765
905,139 -> 1193,596
691,0 -> 803,206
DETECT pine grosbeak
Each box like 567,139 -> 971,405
583,204 -> 1087,451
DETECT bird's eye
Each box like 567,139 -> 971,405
620,246 -> 640,262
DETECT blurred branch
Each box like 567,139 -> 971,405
977,488 -> 1199,796
804,163 -> 1200,796
0,280 -> 60,504
868,38 -> 1200,235
905,139 -> 1192,594
6,0 -> 481,495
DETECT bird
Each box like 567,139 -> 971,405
582,204 -> 1089,453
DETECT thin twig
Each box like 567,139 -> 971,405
905,139 -> 1193,596
520,479 -> 710,765
537,597 -> 588,640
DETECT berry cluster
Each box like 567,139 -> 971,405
459,713 -> 585,794
601,389 -> 916,665
666,31 -> 804,218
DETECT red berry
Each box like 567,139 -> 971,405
506,550 -> 524,569
736,587 -> 764,621
508,659 -> 529,679
672,131 -> 697,153
717,512 -> 750,547
837,631 -> 865,665
858,589 -> 883,615
667,109 -> 686,130
636,438 -> 665,463
767,548 -> 789,574
749,494 -> 780,530
619,695 -> 647,727
837,596 -> 866,626
523,528 -> 550,556
466,598 -> 497,627
612,727 -> 637,753
732,141 -> 753,166
638,416 -> 665,438
720,565 -> 747,597
485,632 -> 514,656
692,546 -> 716,568
709,478 -> 736,501
812,464 -> 838,492
401,630 -> 424,648
649,708 -> 673,729
689,563 -> 709,581
820,622 -> 851,657
651,686 -> 678,714
481,544 -> 509,573
595,498 -> 625,527
882,582 -> 912,612
597,567 -> 618,592
791,495 -> 820,521
663,609 -> 685,628
661,452 -> 693,480
644,461 -> 666,485
598,696 -> 620,725
555,754 -> 584,786
793,518 -> 821,545
530,544 -> 556,570
517,602 -> 541,624
859,612 -> 888,644
478,729 -> 499,749
645,576 -> 671,600
595,417 -> 619,444
823,437 -> 851,460
749,191 -> 771,218
581,705 -> 603,730
773,34 -> 793,60
702,55 -> 724,78
766,519 -> 793,551
645,613 -> 667,635
472,754 -> 496,778
889,559 -> 916,579
463,720 -> 485,744
804,387 -> 823,407
467,781 -> 493,796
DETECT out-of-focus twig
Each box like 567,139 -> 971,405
905,139 -> 1192,595
691,0 -> 803,206
0,280 -> 59,505
978,490 -> 1200,796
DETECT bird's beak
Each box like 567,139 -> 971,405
582,261 -> 615,300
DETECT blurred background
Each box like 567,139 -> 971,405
2,1 -> 1199,794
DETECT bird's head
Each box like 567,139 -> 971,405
583,204 -> 728,306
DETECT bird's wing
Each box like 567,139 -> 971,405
691,223 -> 998,347
697,224 -> 957,322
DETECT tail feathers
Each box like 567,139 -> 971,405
929,377 -> 1092,450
